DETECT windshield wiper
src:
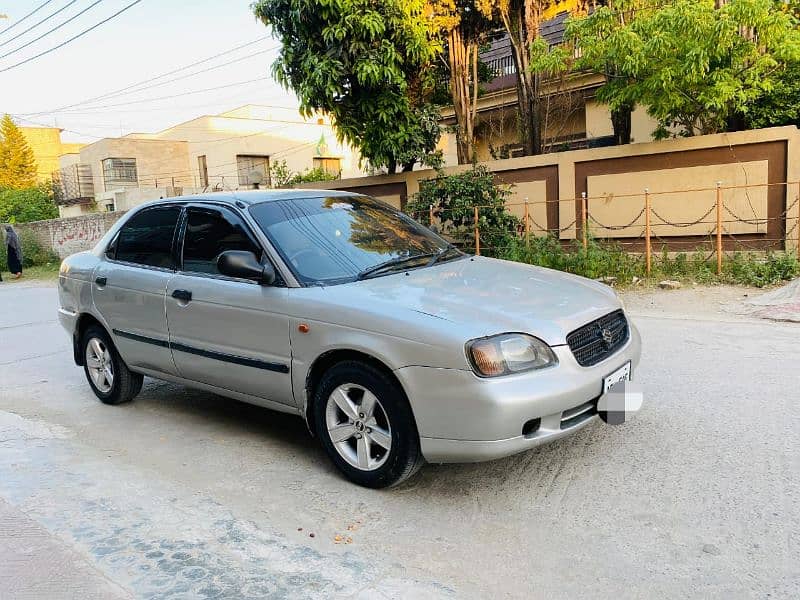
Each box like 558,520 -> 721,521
356,253 -> 436,280
426,245 -> 462,267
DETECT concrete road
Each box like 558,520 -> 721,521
1,281 -> 798,599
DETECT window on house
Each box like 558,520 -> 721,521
313,157 -> 341,178
102,158 -> 138,185
237,155 -> 270,187
198,155 -> 208,187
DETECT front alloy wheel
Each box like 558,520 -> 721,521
313,361 -> 424,488
325,384 -> 393,471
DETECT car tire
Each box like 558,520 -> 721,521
312,361 -> 424,488
81,325 -> 143,405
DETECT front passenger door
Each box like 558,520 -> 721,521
165,205 -> 294,407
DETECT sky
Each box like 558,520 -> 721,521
0,0 -> 298,143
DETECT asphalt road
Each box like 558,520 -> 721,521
1,281 -> 798,599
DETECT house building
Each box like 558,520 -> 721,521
19,126 -> 84,183
439,6 -> 663,164
54,105 -> 367,217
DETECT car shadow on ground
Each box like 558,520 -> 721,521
132,378 -> 321,454
126,376 -> 611,497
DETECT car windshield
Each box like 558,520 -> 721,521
248,195 -> 458,286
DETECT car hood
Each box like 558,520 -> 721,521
331,256 -> 622,346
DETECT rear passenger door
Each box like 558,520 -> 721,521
93,205 -> 181,376
165,204 -> 294,407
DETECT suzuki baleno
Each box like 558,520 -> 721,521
58,191 -> 641,487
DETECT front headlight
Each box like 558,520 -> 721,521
466,333 -> 557,377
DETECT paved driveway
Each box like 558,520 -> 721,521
1,282 -> 798,599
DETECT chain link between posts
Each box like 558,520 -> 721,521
650,204 -> 717,228
588,207 -> 646,231
414,181 -> 800,263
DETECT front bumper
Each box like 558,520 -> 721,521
395,321 -> 641,463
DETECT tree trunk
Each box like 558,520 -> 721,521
471,43 -> 479,162
449,27 -> 476,164
611,104 -> 632,145
501,3 -> 542,156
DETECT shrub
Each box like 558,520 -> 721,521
406,165 -> 519,256
723,251 -> 800,287
501,234 -> 644,283
499,234 -> 799,288
0,185 -> 58,223
270,160 -> 339,188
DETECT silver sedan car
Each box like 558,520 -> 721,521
58,190 -> 641,487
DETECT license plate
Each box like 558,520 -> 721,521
603,361 -> 631,393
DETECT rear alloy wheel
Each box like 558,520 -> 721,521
81,325 -> 143,405
85,337 -> 114,394
313,361 -> 424,488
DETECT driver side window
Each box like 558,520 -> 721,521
182,207 -> 262,276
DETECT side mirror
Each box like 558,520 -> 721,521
217,250 -> 276,285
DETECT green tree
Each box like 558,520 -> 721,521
744,0 -> 800,129
0,185 -> 58,223
429,0 -> 494,164
567,0 -> 800,138
476,0 -> 559,156
253,0 -> 443,173
564,0 -> 659,144
0,114 -> 37,189
744,61 -> 800,129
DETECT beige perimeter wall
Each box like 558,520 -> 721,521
298,126 -> 800,253
14,126 -> 800,259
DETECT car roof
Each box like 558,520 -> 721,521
145,188 -> 357,209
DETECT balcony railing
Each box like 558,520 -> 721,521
53,164 -> 94,205
481,12 -> 572,92
486,53 -> 517,79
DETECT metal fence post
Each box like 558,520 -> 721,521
581,192 -> 588,251
716,181 -> 723,276
474,206 -> 480,256
644,188 -> 651,276
524,198 -> 530,248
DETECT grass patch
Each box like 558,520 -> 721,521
1,262 -> 60,282
499,234 -> 800,288
1,229 -> 61,283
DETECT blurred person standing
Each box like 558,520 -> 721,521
5,225 -> 23,279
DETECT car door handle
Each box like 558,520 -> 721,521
95,276 -> 107,286
171,289 -> 192,303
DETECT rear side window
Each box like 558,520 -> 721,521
114,206 -> 181,269
182,207 -> 262,275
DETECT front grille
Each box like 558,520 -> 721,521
567,310 -> 629,367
